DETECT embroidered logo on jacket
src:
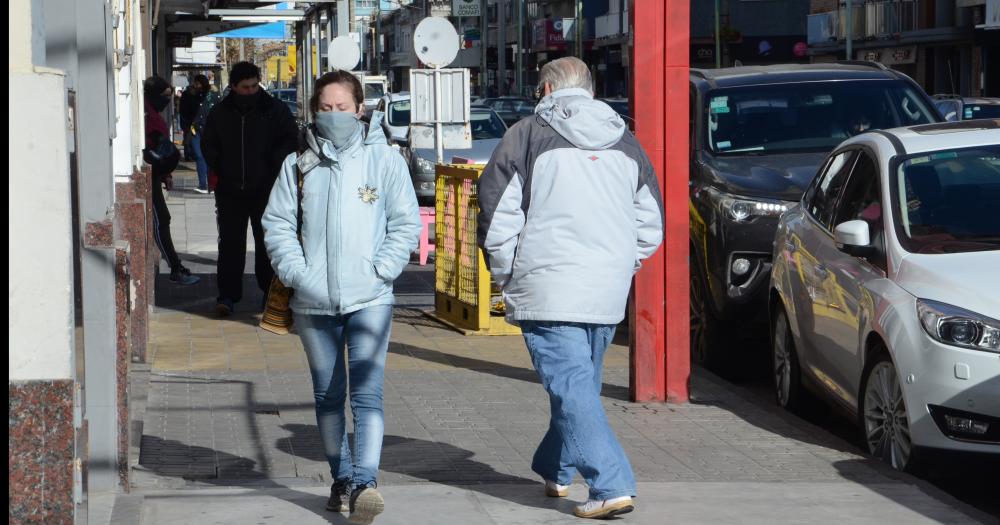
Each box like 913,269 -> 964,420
358,185 -> 379,204
588,155 -> 600,161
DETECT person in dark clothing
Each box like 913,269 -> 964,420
143,76 -> 200,286
179,78 -> 204,161
201,62 -> 298,315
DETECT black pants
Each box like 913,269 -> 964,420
215,190 -> 274,303
151,171 -> 182,271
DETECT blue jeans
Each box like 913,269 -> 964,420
520,321 -> 636,500
191,134 -> 208,190
296,305 -> 392,487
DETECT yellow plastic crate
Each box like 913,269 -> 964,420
428,164 -> 520,336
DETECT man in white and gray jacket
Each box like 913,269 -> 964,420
477,57 -> 663,519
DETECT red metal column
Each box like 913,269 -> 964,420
630,0 -> 690,403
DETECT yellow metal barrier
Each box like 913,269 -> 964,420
428,164 -> 520,336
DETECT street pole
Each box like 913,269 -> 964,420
516,0 -> 522,96
498,0 -> 506,96
481,0 -> 488,96
375,2 -> 382,75
714,0 -> 720,68
576,0 -> 583,58
846,0 -> 853,61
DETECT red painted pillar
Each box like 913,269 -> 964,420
630,0 -> 690,403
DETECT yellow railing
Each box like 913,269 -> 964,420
430,164 -> 520,336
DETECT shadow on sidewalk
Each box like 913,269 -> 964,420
276,424 -> 578,517
139,435 -> 351,524
154,271 -> 264,328
387,342 -> 632,402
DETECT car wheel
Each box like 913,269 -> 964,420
861,351 -> 917,472
772,304 -> 803,412
690,255 -> 730,372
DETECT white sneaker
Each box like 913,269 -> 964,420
192,187 -> 209,194
574,496 -> 634,519
544,479 -> 570,498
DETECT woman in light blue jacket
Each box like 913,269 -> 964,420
262,71 -> 420,521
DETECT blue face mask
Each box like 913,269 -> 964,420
315,111 -> 360,149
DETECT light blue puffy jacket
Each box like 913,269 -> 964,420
262,111 -> 421,316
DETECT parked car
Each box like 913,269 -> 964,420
770,119 -> 1000,471
688,62 -> 942,372
407,105 -> 507,206
488,96 -> 535,127
362,76 -> 388,118
269,88 -> 299,118
376,91 -> 412,144
932,95 -> 1000,122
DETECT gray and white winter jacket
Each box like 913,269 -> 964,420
476,88 -> 664,325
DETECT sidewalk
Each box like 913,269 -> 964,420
109,168 -> 993,524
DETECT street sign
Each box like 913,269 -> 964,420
410,69 -> 470,124
411,18 -> 470,160
453,0 -> 481,17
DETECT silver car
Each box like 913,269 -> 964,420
770,120 -> 1000,471
407,105 -> 508,206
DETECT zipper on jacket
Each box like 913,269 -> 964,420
240,115 -> 246,190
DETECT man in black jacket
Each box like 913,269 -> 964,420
202,62 -> 298,315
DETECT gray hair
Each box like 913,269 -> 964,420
538,57 -> 593,94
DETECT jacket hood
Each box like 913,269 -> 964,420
534,88 -> 625,150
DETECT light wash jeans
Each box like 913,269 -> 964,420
191,134 -> 208,190
296,305 -> 392,487
520,321 -> 637,500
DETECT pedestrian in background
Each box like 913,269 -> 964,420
143,76 -> 200,286
189,74 -> 218,194
201,62 -> 298,316
477,57 -> 664,519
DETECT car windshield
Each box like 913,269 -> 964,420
471,110 -> 506,140
706,81 -> 937,155
963,103 -> 1000,120
365,84 -> 385,99
388,100 -> 410,127
892,145 -> 1000,254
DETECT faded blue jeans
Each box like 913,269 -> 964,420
191,134 -> 208,190
296,305 -> 392,487
520,321 -> 637,501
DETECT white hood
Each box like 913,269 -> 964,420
895,251 -> 1000,320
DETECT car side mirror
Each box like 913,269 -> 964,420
835,220 -> 875,258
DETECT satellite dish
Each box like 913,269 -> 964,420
413,17 -> 459,68
328,35 -> 361,71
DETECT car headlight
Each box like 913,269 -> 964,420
415,157 -> 436,173
711,190 -> 793,223
917,299 -> 1000,353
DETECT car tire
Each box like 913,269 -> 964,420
859,348 -> 921,473
771,304 -> 804,413
690,254 -> 734,374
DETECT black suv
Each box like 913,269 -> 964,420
689,62 -> 941,371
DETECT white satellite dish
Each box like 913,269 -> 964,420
413,17 -> 460,68
328,35 -> 361,71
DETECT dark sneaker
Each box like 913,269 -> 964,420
326,480 -> 352,512
215,297 -> 234,317
169,266 -> 200,285
349,485 -> 385,524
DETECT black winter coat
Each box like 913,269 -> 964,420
201,91 -> 298,195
